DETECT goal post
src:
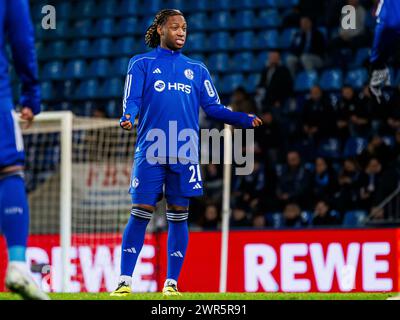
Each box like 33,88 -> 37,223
24,111 -> 73,292
20,111 -> 137,292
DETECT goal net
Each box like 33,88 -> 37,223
0,111 -> 160,292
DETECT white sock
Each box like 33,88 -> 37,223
119,275 -> 132,286
8,261 -> 29,274
164,279 -> 177,287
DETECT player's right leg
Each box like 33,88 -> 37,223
0,110 -> 49,300
111,157 -> 164,297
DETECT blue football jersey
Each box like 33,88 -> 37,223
0,0 -> 40,168
376,0 -> 400,28
0,0 -> 40,115
122,46 -> 254,163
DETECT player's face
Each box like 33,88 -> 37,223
159,15 -> 187,51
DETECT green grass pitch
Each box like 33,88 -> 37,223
0,292 -> 397,300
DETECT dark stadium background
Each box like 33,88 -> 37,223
17,0 -> 400,230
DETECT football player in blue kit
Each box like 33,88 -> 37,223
0,0 -> 49,300
111,9 -> 262,296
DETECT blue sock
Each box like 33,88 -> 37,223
120,208 -> 151,277
0,175 -> 29,262
166,210 -> 189,283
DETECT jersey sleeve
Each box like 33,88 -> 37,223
122,57 -> 145,119
6,0 -> 41,115
199,65 -> 254,128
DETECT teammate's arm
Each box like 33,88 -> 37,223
120,58 -> 145,130
200,66 -> 262,128
6,0 -> 40,122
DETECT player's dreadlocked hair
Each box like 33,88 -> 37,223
145,9 -> 184,48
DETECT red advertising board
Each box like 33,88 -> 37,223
1,228 -> 399,293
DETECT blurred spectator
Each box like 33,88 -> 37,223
393,129 -> 400,160
335,158 -> 361,212
328,0 -> 369,65
335,86 -> 370,140
282,5 -> 301,28
301,86 -> 336,142
370,157 -> 400,220
233,159 -> 265,211
92,107 -> 107,118
198,203 -> 220,230
276,151 -> 312,208
202,164 -> 223,202
298,0 -> 325,25
311,200 -> 340,226
230,87 -> 256,114
357,135 -> 392,168
324,0 -> 346,29
255,110 -> 283,164
358,84 -> 387,132
252,213 -> 266,229
358,157 -> 382,210
230,206 -> 252,228
254,158 -> 279,213
256,51 -> 293,111
369,206 -> 385,221
286,16 -> 325,76
282,203 -> 308,227
311,157 -> 338,203
385,86 -> 400,135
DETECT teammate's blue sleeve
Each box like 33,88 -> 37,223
200,66 -> 255,129
121,57 -> 145,122
6,0 -> 41,115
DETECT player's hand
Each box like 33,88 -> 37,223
249,114 -> 263,127
120,114 -> 133,130
19,107 -> 34,129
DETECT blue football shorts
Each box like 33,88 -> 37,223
129,156 -> 204,207
0,110 -> 25,169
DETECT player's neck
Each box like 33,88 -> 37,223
159,43 -> 181,54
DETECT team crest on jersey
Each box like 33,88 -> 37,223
132,177 -> 139,189
184,69 -> 194,80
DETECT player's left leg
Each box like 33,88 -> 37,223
163,200 -> 190,296
162,161 -> 203,295
111,157 -> 165,296
0,172 -> 49,300
0,111 -> 49,300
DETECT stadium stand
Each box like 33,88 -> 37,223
16,0 -> 400,230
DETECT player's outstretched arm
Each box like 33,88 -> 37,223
202,103 -> 262,128
200,66 -> 262,128
6,0 -> 41,117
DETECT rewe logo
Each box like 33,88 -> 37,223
244,242 -> 393,292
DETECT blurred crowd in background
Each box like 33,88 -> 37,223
190,0 -> 400,230
23,0 -> 400,230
